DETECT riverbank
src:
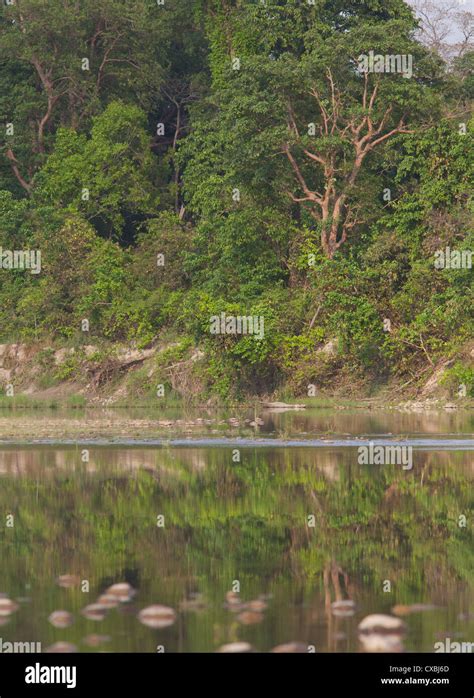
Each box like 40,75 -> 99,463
0,340 -> 473,410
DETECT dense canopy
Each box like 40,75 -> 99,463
0,0 -> 472,399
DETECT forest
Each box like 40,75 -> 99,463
0,0 -> 472,401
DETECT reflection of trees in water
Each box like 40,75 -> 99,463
0,447 -> 471,650
269,409 -> 474,438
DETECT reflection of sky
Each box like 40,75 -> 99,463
407,0 -> 474,45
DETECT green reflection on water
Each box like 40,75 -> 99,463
0,443 -> 472,652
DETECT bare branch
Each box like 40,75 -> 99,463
284,145 -> 323,204
4,148 -> 32,193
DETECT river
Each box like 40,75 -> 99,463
0,406 -> 472,652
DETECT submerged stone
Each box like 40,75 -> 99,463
0,598 -> 19,616
392,603 -> 438,616
359,633 -> 404,652
48,610 -> 74,628
331,600 -> 356,617
247,599 -> 268,612
56,575 -> 80,588
271,642 -> 307,653
104,583 -> 136,602
217,642 -> 254,653
138,605 -> 176,629
81,604 -> 108,621
97,594 -> 121,608
237,611 -> 264,625
45,642 -> 77,653
83,634 -> 111,647
358,614 -> 406,634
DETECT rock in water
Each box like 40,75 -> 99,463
81,604 -> 108,621
331,600 -> 356,617
271,642 -> 307,653
83,634 -> 111,647
48,610 -> 74,628
358,614 -> 406,634
358,614 -> 406,651
359,613 -> 406,652
247,599 -> 268,612
138,605 -> 176,629
104,583 -> 136,602
0,598 -> 19,616
56,575 -> 80,588
45,642 -> 77,653
217,642 -> 254,653
359,634 -> 404,652
392,603 -> 438,616
97,594 -> 121,608
237,611 -> 264,625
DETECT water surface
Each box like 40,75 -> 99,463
0,407 -> 472,652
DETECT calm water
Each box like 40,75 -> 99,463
0,408 -> 472,652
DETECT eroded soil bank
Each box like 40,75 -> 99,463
0,341 -> 473,412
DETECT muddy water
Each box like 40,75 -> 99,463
0,408 -> 472,652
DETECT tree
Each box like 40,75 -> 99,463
32,101 -> 160,240
0,0 -> 198,193
185,3 -> 442,258
410,0 -> 474,61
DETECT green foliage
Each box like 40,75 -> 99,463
441,362 -> 474,397
33,102 -> 159,238
0,0 -> 472,399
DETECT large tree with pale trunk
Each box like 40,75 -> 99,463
283,65 -> 418,258
184,2 -> 443,260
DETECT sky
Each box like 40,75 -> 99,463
407,0 -> 474,45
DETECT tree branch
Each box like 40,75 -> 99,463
4,148 -> 32,193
